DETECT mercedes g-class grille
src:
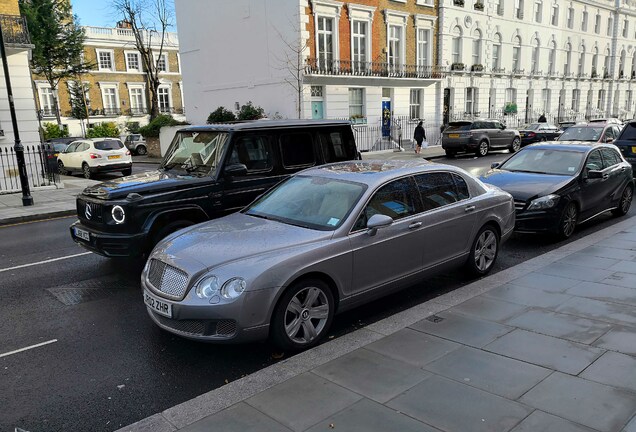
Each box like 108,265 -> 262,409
77,199 -> 104,223
148,259 -> 189,299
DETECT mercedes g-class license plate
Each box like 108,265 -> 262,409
144,290 -> 172,318
74,227 -> 90,242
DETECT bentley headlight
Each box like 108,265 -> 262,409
195,275 -> 219,299
527,194 -> 560,211
220,277 -> 246,299
111,205 -> 126,224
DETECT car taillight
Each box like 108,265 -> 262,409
90,153 -> 102,159
126,150 -> 131,155
527,132 -> 536,137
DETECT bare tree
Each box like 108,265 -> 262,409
274,16 -> 309,119
112,0 -> 174,120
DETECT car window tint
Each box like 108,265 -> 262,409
604,127 -> 615,140
279,133 -> 315,168
452,173 -> 470,200
414,172 -> 460,211
356,177 -> 420,228
94,140 -> 123,150
585,150 -> 603,171
600,148 -> 621,168
228,135 -> 272,172
66,143 -> 78,152
470,122 -> 481,130
80,142 -> 90,152
320,130 -> 354,163
618,122 -> 636,140
446,122 -> 472,131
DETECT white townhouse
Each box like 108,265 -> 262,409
438,0 -> 636,126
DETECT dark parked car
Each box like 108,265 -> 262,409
557,122 -> 622,143
442,119 -> 521,157
143,160 -> 515,348
480,143 -> 633,240
69,120 -> 361,258
519,123 -> 562,145
612,120 -> 636,174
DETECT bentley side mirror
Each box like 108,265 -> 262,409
366,214 -> 393,236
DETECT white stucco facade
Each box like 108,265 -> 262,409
438,0 -> 636,126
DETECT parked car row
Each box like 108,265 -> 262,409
67,119 -> 634,351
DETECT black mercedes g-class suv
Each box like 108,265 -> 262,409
70,120 -> 360,257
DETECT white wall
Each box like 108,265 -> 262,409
175,0 -> 304,124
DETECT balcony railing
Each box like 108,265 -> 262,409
305,59 -> 444,79
128,107 -> 148,116
101,108 -> 122,116
0,15 -> 31,46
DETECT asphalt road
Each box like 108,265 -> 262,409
1,151 -> 633,432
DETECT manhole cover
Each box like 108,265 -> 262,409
425,315 -> 445,324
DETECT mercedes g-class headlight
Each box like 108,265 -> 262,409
220,277 -> 246,299
195,275 -> 219,299
111,205 -> 126,224
527,194 -> 560,210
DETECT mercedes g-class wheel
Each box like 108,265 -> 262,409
82,163 -> 92,179
271,279 -> 334,351
509,137 -> 521,153
136,145 -> 147,156
476,140 -> 489,157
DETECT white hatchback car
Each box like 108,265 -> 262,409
57,138 -> 132,179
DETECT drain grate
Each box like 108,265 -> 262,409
425,315 -> 445,324
47,276 -> 135,306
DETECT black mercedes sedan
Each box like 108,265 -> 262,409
519,123 -> 562,146
480,143 -> 633,240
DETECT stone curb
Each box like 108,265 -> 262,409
0,210 -> 76,227
115,214 -> 636,432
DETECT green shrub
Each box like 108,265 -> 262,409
138,114 -> 189,138
86,122 -> 120,138
207,106 -> 237,123
42,122 -> 68,140
126,121 -> 141,133
237,101 -> 265,120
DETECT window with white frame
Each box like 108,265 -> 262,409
623,20 -> 629,38
128,86 -> 145,114
515,0 -> 524,19
416,0 -> 433,5
564,43 -> 572,75
626,90 -> 633,111
620,50 -> 626,77
101,85 -> 119,115
409,89 -> 421,119
126,52 -> 141,72
598,89 -> 606,110
548,40 -> 556,74
352,20 -> 368,69
452,26 -> 462,64
39,86 -> 56,116
607,16 -> 613,36
595,13 -> 601,33
566,6 -> 574,28
348,88 -> 364,118
592,47 -> 599,75
417,28 -> 430,67
542,88 -> 551,112
97,49 -> 114,71
572,89 -> 580,111
613,89 -> 620,114
578,46 -> 586,76
156,53 -> 168,72
534,0 -> 542,22
505,88 -> 517,105
496,0 -> 504,15
317,16 -> 335,68
604,48 -> 611,76
551,4 -> 559,26
492,33 -> 501,70
512,36 -> 521,71
472,29 -> 482,66
531,38 -> 540,73
582,10 -> 588,31
158,86 -> 171,112
388,24 -> 403,69
465,87 -> 478,115
632,54 -> 636,78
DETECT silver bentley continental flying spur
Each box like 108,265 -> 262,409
141,160 -> 515,350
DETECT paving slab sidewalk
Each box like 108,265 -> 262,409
116,214 -> 636,432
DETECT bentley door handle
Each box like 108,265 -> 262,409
408,221 -> 423,229
465,205 -> 476,212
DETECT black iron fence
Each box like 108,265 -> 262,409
0,144 -> 59,193
446,109 -> 598,128
306,58 -> 445,79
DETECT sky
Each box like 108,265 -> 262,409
71,0 -> 177,29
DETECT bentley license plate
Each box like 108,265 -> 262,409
144,290 -> 172,318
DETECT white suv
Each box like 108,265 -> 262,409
57,138 -> 132,179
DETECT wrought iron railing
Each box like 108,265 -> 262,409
0,144 -> 58,193
0,14 -> 31,46
305,58 -> 444,79
102,108 -> 122,116
128,107 -> 148,116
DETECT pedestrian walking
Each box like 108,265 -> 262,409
414,120 -> 427,154
538,113 -> 547,122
